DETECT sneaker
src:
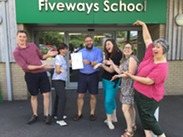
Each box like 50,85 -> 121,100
27,115 -> 38,125
56,120 -> 67,126
104,119 -> 118,123
89,114 -> 96,121
54,115 -> 67,119
73,114 -> 83,121
106,121 -> 115,130
44,115 -> 51,125
63,115 -> 67,119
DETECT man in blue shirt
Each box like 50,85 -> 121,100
73,35 -> 103,121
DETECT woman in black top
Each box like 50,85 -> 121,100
94,39 -> 122,130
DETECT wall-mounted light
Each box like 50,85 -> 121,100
175,14 -> 183,26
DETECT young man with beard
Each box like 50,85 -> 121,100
73,35 -> 103,121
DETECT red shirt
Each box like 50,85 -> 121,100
13,43 -> 45,73
134,43 -> 168,102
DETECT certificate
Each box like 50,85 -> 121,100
70,52 -> 84,70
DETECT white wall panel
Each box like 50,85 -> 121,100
0,0 -> 17,62
167,0 -> 183,60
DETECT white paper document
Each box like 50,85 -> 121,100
70,52 -> 84,70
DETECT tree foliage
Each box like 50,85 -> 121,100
38,31 -> 64,46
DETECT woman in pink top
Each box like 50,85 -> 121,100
125,20 -> 169,137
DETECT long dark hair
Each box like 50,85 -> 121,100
104,39 -> 121,59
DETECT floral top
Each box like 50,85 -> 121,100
119,55 -> 139,104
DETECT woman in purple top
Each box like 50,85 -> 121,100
125,21 -> 169,137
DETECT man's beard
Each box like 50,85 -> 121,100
86,45 -> 93,50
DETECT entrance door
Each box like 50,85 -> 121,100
66,32 -> 114,89
33,29 -> 140,89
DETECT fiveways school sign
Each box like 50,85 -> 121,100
16,0 -> 167,24
38,0 -> 147,14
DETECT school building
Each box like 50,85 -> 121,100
0,0 -> 183,100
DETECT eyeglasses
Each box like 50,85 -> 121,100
124,47 -> 131,49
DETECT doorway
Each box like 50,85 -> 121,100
65,31 -> 114,88
33,27 -> 142,89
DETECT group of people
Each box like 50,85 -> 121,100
13,20 -> 169,137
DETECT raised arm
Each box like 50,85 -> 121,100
133,20 -> 152,48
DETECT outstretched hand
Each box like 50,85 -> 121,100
43,65 -> 54,69
110,75 -> 119,81
108,58 -> 114,65
93,63 -> 102,69
103,59 -> 111,65
123,71 -> 132,78
47,49 -> 58,57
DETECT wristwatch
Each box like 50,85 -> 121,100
89,61 -> 92,65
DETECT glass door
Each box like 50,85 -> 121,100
66,31 -> 114,89
33,29 -> 139,89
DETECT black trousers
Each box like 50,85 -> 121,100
52,80 -> 67,120
134,90 -> 163,135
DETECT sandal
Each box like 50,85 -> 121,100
121,130 -> 134,137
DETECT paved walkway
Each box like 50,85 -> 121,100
0,90 -> 182,137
